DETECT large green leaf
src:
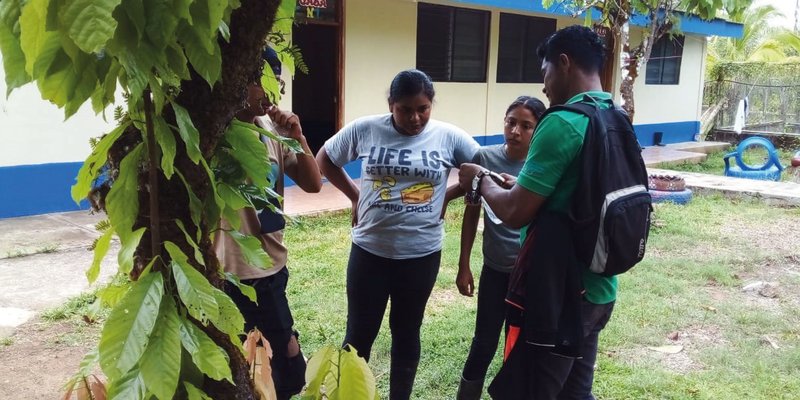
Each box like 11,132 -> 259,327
178,314 -> 233,382
106,142 -> 143,240
272,0 -> 296,37
140,295 -> 181,400
166,241 -> 219,324
118,227 -> 146,274
58,0 -> 122,53
223,272 -> 257,303
19,0 -> 62,77
176,170 -> 202,232
237,119 -> 304,154
224,122 -> 270,188
175,220 -> 204,266
200,158 -> 223,228
177,22 -> 221,86
184,382 -> 213,400
107,368 -> 146,399
218,183 -> 251,210
0,0 -> 31,94
172,103 -> 202,163
71,121 -> 128,204
36,52 -> 79,107
99,269 -> 164,380
205,0 -> 228,38
228,230 -> 272,270
154,115 -> 177,179
121,0 -> 145,39
63,53 -> 99,118
87,227 -> 114,284
335,346 -> 378,400
209,287 -> 245,342
143,0 -> 179,50
301,345 -> 338,400
165,43 -> 191,80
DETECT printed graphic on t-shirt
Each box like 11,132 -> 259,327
362,146 -> 447,215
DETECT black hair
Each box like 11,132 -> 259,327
536,25 -> 605,74
506,96 -> 546,121
388,69 -> 435,104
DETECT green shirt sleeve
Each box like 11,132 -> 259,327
516,114 -> 584,198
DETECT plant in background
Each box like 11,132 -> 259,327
0,0 -> 299,398
545,0 -> 752,121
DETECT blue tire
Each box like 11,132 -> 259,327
650,189 -> 693,205
724,166 -> 782,181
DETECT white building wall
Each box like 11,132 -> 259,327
0,55 -> 116,167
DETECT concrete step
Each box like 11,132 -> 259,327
642,147 -> 709,167
667,141 -> 731,154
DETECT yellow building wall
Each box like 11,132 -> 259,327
341,0 -> 588,138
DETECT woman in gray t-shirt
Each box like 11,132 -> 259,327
316,69 -> 479,400
454,96 -> 546,400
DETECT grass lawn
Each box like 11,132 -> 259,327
284,194 -> 800,399
663,147 -> 798,182
32,194 -> 800,399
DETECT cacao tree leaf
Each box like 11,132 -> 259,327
143,0 -> 178,50
218,183 -> 251,210
205,0 -> 227,37
178,315 -> 233,382
175,170 -> 202,233
272,0 -> 295,37
121,0 -> 145,39
335,346 -> 377,400
87,227 -> 114,284
59,0 -> 122,53
301,345 -> 338,399
184,382 -> 213,400
223,272 -> 257,304
178,23 -> 221,86
64,54 -> 99,119
71,121 -> 128,204
0,0 -> 31,94
236,119 -> 304,154
96,278 -> 130,308
165,43 -> 191,80
118,227 -> 146,275
218,20 -> 230,42
165,241 -> 219,324
175,220 -> 204,266
200,158 -> 224,228
64,348 -> 100,391
172,103 -> 202,163
224,122 -> 270,188
228,230 -> 272,270
174,0 -> 193,25
209,287 -> 245,342
106,142 -> 143,240
36,52 -> 78,107
140,295 -> 181,400
19,0 -> 62,77
154,115 -> 176,179
99,268 -> 164,380
106,368 -> 146,400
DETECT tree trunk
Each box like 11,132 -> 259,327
120,0 -> 283,398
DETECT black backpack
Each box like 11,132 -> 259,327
540,95 -> 652,276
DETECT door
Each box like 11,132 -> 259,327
292,0 -> 343,155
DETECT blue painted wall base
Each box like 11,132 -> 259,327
0,120 -> 699,219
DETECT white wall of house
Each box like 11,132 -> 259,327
0,55 -> 116,168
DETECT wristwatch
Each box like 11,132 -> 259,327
466,169 -> 490,205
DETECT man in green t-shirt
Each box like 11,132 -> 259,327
458,25 -> 618,399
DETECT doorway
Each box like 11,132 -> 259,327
292,1 -> 342,155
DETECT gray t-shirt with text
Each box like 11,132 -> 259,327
324,114 -> 479,259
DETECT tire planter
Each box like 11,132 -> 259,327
648,174 -> 686,192
650,188 -> 693,205
725,166 -> 782,181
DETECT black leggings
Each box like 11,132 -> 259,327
343,243 -> 441,400
462,266 -> 511,382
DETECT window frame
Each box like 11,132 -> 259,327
645,35 -> 685,85
415,3 -> 490,83
496,13 -> 557,84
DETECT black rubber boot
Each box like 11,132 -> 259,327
456,375 -> 484,400
390,359 -> 419,400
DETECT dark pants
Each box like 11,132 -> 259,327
488,301 -> 615,400
462,266 -> 511,382
343,244 -> 441,400
225,268 -> 306,400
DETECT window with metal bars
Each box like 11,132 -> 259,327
496,13 -> 556,83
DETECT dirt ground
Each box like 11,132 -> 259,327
0,319 -> 100,399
